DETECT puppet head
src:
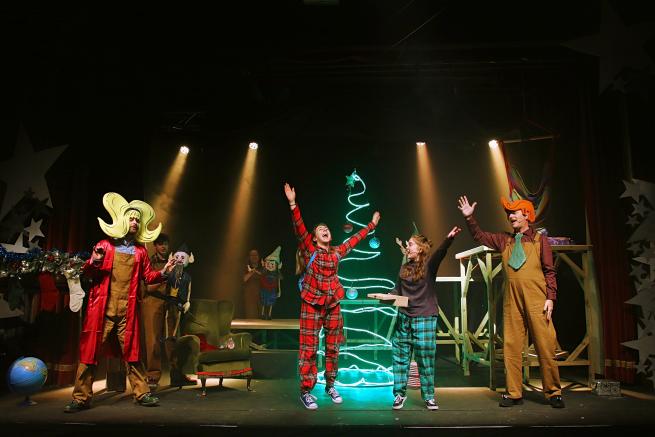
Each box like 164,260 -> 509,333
263,246 -> 282,272
169,243 -> 195,268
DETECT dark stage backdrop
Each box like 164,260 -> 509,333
144,67 -> 589,354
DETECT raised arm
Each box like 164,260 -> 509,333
458,195 -> 505,251
142,252 -> 174,285
82,241 -> 112,276
427,226 -> 461,272
285,183 -> 315,252
335,211 -> 380,258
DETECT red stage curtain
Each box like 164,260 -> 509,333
579,79 -> 637,383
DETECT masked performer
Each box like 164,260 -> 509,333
285,182 -> 380,410
458,195 -> 564,409
64,193 -> 175,412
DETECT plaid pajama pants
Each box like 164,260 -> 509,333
391,312 -> 438,401
298,300 -> 344,393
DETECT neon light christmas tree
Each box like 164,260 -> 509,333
317,169 -> 397,387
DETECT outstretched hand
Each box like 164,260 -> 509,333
458,195 -> 477,217
395,237 -> 407,255
284,183 -> 296,204
447,226 -> 462,239
372,211 -> 381,226
163,258 -> 176,274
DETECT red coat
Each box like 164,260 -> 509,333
80,239 -> 164,364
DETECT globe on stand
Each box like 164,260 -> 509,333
7,357 -> 48,406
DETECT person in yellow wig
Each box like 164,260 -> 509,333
457,195 -> 564,409
65,193 -> 175,412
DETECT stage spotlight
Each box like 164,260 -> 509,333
416,141 -> 426,147
416,141 -> 441,242
488,139 -> 510,210
215,145 -> 258,303
149,145 -> 189,240
249,142 -> 259,150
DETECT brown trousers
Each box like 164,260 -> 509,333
502,236 -> 562,400
72,315 -> 150,403
141,296 -> 181,382
73,253 -> 149,404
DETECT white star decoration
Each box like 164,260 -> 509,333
628,241 -> 643,254
630,263 -> 647,279
23,218 -> 44,242
642,244 -> 655,259
0,233 -> 28,254
622,335 -> 655,364
563,1 -> 655,93
622,179 -> 645,202
0,126 -> 67,220
625,286 -> 655,316
633,199 -> 652,218
629,215 -> 655,243
635,278 -> 653,293
626,215 -> 640,227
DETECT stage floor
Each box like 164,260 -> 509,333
2,368 -> 655,436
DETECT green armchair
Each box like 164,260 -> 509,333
175,298 -> 253,395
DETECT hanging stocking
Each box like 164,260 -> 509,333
38,272 -> 60,312
66,277 -> 85,312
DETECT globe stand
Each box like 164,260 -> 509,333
19,395 -> 37,406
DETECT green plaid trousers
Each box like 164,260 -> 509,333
391,312 -> 437,401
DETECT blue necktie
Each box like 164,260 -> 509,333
508,233 -> 526,270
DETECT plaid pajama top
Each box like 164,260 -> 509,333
292,204 -> 375,307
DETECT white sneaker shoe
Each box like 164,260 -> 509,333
425,398 -> 439,410
392,394 -> 407,410
300,392 -> 318,410
326,386 -> 343,404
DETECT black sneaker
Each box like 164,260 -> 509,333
325,386 -> 343,404
300,392 -> 318,410
425,398 -> 439,410
549,395 -> 565,408
499,394 -> 524,407
135,393 -> 160,407
392,394 -> 407,410
64,400 -> 90,413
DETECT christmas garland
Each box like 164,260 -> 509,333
0,246 -> 89,280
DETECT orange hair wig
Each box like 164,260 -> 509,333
501,197 -> 536,223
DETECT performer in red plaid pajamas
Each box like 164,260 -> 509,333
284,182 -> 380,410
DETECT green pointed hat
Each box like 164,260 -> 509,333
265,246 -> 281,263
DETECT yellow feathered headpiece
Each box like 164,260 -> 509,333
98,192 -> 162,243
